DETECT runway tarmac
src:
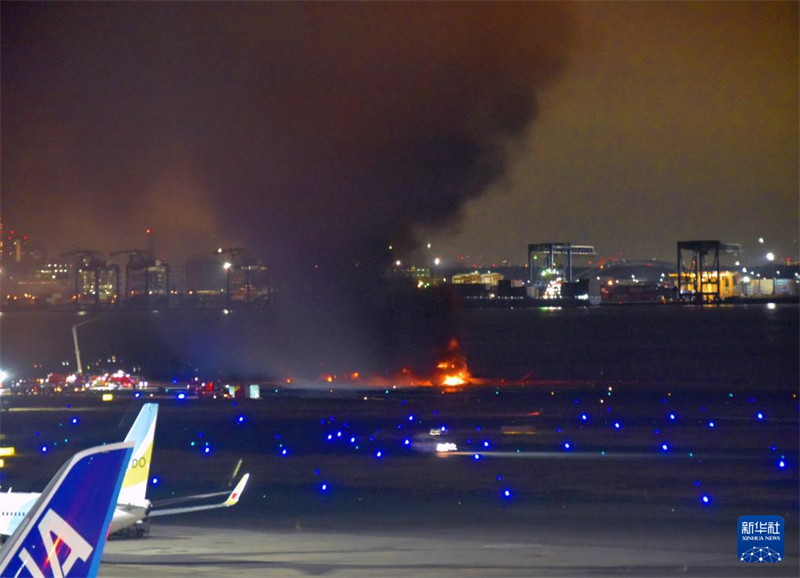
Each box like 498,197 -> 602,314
4,389 -> 796,577
101,522 -> 798,578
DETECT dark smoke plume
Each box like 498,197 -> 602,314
1,2 -> 575,378
2,2 -> 573,270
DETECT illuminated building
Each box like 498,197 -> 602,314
0,221 -> 29,264
668,270 -> 741,301
451,271 -> 503,286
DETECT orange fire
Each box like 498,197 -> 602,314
295,338 -> 472,388
435,338 -> 471,386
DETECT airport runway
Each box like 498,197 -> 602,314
101,522 -> 797,578
4,390 -> 796,577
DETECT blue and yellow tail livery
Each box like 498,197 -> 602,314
0,441 -> 133,578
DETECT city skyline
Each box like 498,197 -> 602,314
1,2 -> 797,273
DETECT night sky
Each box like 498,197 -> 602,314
2,1 -> 797,272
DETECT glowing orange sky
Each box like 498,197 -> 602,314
429,2 -> 798,264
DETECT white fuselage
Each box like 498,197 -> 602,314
109,502 -> 150,532
1,491 -> 148,536
0,492 -> 39,537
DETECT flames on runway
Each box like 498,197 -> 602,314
434,338 -> 470,386
315,338 -> 472,387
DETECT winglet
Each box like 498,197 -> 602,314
0,441 -> 134,578
224,473 -> 250,507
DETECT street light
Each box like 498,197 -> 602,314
223,262 -> 233,306
742,276 -> 750,297
433,257 -> 441,283
766,253 -> 776,292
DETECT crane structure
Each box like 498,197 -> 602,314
61,249 -> 119,307
215,247 -> 267,306
677,240 -> 742,303
109,249 -> 170,307
526,242 -> 596,301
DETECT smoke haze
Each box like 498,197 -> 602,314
2,2 -> 574,272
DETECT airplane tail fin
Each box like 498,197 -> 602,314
0,441 -> 134,578
118,403 -> 158,506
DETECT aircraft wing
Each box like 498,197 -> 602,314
0,441 -> 134,578
150,490 -> 231,508
149,473 -> 249,518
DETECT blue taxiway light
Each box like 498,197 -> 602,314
281,449 -> 287,456
320,483 -> 328,491
350,437 -> 356,443
614,422 -> 621,429
756,412 -> 764,420
503,489 -> 512,498
177,393 -> 186,400
581,414 -> 588,421
473,454 -> 481,460
669,413 -> 676,420
778,460 -> 786,469
71,417 -> 78,425
408,415 -> 414,421
238,416 -> 245,423
661,444 -> 669,452
404,439 -> 410,446
701,495 -> 710,504
563,442 -> 571,450
40,445 -> 48,453
204,447 -> 211,454
375,451 -> 383,458
483,441 -> 490,447
151,477 -> 159,485
708,421 -> 715,428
